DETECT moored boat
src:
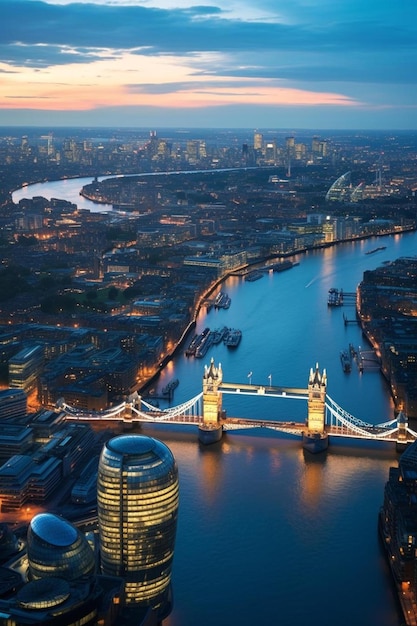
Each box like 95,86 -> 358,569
224,329 -> 242,348
211,326 -> 228,344
365,245 -> 387,255
162,378 -> 179,395
195,332 -> 214,358
214,291 -> 231,309
270,260 -> 295,272
185,334 -> 199,356
185,327 -> 211,357
340,350 -> 352,373
245,270 -> 263,281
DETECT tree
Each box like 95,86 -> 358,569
108,286 -> 119,300
86,290 -> 98,301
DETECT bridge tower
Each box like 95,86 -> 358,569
303,363 -> 329,453
199,358 -> 223,445
396,407 -> 409,451
123,400 -> 134,429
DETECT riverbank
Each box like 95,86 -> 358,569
138,227 -> 416,405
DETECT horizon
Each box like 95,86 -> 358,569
1,1 -> 416,130
1,126 -> 416,134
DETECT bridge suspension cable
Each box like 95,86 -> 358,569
325,395 -> 415,440
132,393 -> 203,421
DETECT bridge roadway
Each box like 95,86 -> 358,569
221,416 -> 305,434
218,382 -> 308,399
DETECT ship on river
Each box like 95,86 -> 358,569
185,327 -> 210,356
365,245 -> 387,255
245,270 -> 264,282
224,329 -> 242,348
340,349 -> 352,373
211,326 -> 228,344
214,291 -> 231,309
195,332 -> 214,358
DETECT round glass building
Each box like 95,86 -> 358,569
27,513 -> 96,581
97,434 -> 179,612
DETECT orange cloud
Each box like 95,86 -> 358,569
0,81 -> 359,111
0,52 -> 359,111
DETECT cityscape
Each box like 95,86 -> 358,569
0,125 -> 416,624
1,0 -> 417,623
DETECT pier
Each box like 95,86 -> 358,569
327,287 -> 356,307
343,313 -> 359,325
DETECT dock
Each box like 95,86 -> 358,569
328,288 -> 356,307
343,313 -> 359,325
346,344 -> 381,372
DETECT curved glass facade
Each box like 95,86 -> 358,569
16,577 -> 71,609
27,513 -> 96,581
97,434 -> 179,610
325,171 -> 352,202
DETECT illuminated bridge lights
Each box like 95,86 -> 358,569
59,386 -> 417,443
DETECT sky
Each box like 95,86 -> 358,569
0,0 -> 416,129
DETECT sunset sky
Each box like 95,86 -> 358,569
1,0 -> 416,129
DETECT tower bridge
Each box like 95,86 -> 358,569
58,359 -> 417,452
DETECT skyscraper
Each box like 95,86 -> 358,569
97,434 -> 179,618
253,130 -> 263,151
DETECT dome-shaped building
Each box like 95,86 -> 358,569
97,434 -> 179,615
27,513 -> 96,581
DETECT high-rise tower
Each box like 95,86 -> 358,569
97,434 -> 179,617
253,131 -> 263,151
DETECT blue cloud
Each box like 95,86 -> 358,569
1,0 -> 415,65
1,0 -> 416,129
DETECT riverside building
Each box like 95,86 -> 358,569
0,513 -> 125,626
0,389 -> 27,421
97,434 -> 179,620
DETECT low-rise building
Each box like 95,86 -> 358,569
0,388 -> 27,421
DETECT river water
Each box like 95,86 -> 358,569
14,178 -> 417,626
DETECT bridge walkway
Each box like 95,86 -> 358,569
219,382 -> 308,399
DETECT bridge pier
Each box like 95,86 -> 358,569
122,401 -> 134,429
198,358 -> 223,444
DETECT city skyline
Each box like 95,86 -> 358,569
1,0 -> 416,130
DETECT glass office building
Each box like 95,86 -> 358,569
97,434 -> 179,614
8,345 -> 44,394
27,513 -> 96,581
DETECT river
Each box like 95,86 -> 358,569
14,177 -> 417,626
